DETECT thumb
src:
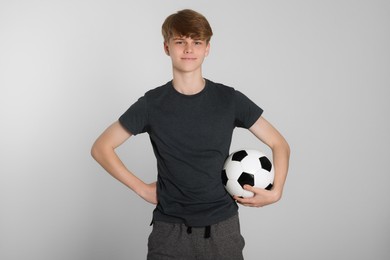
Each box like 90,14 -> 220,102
244,185 -> 267,195
243,184 -> 254,191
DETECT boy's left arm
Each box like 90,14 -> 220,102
234,116 -> 290,207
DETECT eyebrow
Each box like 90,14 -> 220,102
172,37 -> 205,43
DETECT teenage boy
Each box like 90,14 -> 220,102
91,9 -> 290,260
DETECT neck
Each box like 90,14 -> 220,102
172,70 -> 205,95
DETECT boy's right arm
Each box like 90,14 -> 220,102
91,121 -> 157,205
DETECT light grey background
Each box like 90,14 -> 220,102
1,0 -> 389,259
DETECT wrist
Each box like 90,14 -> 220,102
270,187 -> 283,202
131,179 -> 147,196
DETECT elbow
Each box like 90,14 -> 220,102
285,140 -> 291,158
91,141 -> 102,162
284,141 -> 291,162
273,137 -> 291,158
90,144 -> 98,161
91,139 -> 116,164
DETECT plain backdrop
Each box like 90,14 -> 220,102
1,0 -> 389,259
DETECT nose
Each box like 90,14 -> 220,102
184,44 -> 193,54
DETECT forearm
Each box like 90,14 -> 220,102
91,144 -> 145,195
249,116 -> 291,200
90,121 -> 157,204
270,139 -> 290,200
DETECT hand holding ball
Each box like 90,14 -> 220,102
221,149 -> 274,198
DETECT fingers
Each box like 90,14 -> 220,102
233,195 -> 259,207
235,198 -> 261,207
233,185 -> 271,208
243,184 -> 267,194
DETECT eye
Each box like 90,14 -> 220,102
194,41 -> 203,45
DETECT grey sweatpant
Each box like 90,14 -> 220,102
147,214 -> 245,260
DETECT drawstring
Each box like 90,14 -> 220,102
204,225 -> 211,238
186,226 -> 211,239
152,220 -> 211,238
187,226 -> 192,234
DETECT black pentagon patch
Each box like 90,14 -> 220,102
221,170 -> 228,186
237,172 -> 254,187
259,156 -> 272,172
265,183 -> 273,190
232,150 -> 248,162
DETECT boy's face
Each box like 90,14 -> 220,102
164,35 -> 210,74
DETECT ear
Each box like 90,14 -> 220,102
205,42 -> 211,57
164,42 -> 170,56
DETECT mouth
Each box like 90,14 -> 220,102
181,57 -> 197,61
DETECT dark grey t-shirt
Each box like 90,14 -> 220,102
119,79 -> 263,226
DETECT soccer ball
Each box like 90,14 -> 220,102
221,149 -> 274,198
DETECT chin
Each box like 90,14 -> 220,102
174,65 -> 202,73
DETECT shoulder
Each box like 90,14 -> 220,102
206,79 -> 235,92
144,81 -> 172,98
136,82 -> 172,107
206,79 -> 257,104
206,79 -> 237,100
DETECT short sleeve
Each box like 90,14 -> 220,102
119,96 -> 148,135
234,90 -> 263,128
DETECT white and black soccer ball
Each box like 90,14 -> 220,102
221,149 -> 274,198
